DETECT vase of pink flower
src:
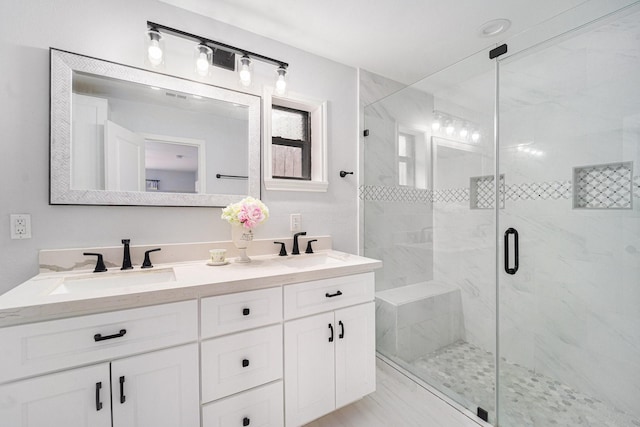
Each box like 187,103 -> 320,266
221,197 -> 269,263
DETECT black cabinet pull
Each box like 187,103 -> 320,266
504,228 -> 519,275
243,417 -> 251,426
94,329 -> 127,342
328,323 -> 334,342
119,376 -> 126,404
242,358 -> 250,368
338,320 -> 345,339
325,290 -> 343,298
242,308 -> 250,316
95,382 -> 103,411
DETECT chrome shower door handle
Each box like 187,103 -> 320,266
504,227 -> 519,275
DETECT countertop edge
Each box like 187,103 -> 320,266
0,255 -> 382,328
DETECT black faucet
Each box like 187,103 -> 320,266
121,239 -> 133,270
292,232 -> 307,255
141,248 -> 161,269
84,252 -> 107,273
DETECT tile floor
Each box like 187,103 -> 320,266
304,358 -> 484,427
410,341 -> 640,427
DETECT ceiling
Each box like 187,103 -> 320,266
158,0 -> 587,84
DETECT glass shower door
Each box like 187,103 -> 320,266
497,6 -> 640,426
363,48 -> 499,422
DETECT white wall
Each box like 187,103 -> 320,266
0,0 -> 358,294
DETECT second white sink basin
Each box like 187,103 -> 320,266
276,253 -> 345,269
49,268 -> 176,295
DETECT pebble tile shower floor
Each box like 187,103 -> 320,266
403,341 -> 640,426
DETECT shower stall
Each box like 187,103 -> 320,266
362,2 -> 640,426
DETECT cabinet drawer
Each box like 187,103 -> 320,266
283,272 -> 374,319
201,324 -> 282,402
0,300 -> 197,383
201,287 -> 282,338
202,381 -> 283,427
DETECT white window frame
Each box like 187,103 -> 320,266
263,87 -> 328,192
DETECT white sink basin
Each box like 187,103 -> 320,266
276,253 -> 345,269
49,268 -> 176,295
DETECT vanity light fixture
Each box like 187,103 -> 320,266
431,113 -> 441,131
445,122 -> 455,136
432,110 -> 482,144
459,125 -> 469,139
146,22 -> 289,90
238,55 -> 252,86
275,65 -> 287,95
194,44 -> 213,76
146,28 -> 164,66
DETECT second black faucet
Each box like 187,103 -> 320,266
121,239 -> 133,270
292,232 -> 307,255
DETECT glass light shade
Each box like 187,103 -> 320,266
275,66 -> 287,95
194,44 -> 213,77
146,29 -> 164,67
460,127 -> 469,138
471,131 -> 481,142
239,55 -> 252,87
445,123 -> 455,136
431,120 -> 441,131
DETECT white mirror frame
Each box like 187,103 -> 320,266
50,49 -> 261,207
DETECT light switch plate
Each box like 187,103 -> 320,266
290,213 -> 301,232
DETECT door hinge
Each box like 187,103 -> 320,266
489,44 -> 507,59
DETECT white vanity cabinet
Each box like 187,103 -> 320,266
200,287 -> 285,427
0,257 -> 380,427
0,301 -> 199,427
283,273 -> 376,427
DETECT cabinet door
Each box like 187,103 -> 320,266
111,343 -> 199,427
335,302 -> 376,408
284,311 -> 336,427
0,364 -> 111,427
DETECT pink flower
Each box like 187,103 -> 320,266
238,203 -> 265,229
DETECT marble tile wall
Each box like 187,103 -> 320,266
361,76 -> 435,293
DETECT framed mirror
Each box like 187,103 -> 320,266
50,49 -> 261,207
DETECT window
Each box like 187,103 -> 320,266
263,88 -> 328,192
398,132 -> 415,187
271,106 -> 311,180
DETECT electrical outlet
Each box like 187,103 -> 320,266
10,214 -> 32,239
290,213 -> 301,232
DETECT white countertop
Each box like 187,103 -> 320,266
0,250 -> 382,327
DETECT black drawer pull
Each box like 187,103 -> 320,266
325,290 -> 343,298
243,308 -> 250,316
338,320 -> 345,339
243,417 -> 251,426
119,376 -> 126,404
95,382 -> 103,411
242,358 -> 250,368
328,323 -> 334,342
94,329 -> 127,342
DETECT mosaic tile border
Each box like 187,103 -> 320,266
360,176 -> 639,206
432,188 -> 470,203
505,180 -> 573,201
359,185 -> 432,203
